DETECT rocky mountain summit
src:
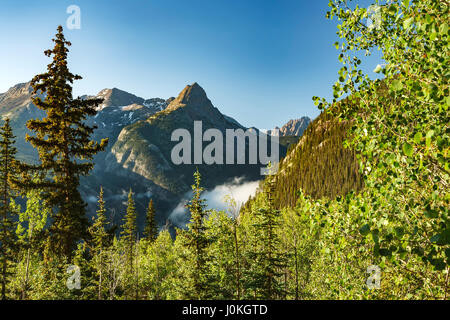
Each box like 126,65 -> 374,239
267,117 -> 311,137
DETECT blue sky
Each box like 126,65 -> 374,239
0,0 -> 381,129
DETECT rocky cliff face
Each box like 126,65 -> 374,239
268,117 -> 311,137
279,117 -> 311,136
0,82 -> 46,162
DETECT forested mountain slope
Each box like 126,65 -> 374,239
244,106 -> 363,211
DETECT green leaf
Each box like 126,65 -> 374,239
359,224 -> 370,236
388,5 -> 397,15
391,80 -> 403,91
413,132 -> 422,144
425,206 -> 438,218
430,234 -> 440,243
402,142 -> 413,157
425,130 -> 434,149
403,17 -> 414,30
394,227 -> 404,238
371,230 -> 380,244
439,23 -> 448,35
431,259 -> 446,271
373,64 -> 382,73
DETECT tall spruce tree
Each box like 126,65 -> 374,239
244,177 -> 286,299
88,186 -> 109,300
144,199 -> 158,242
183,169 -> 211,299
121,189 -> 137,285
24,26 -> 108,257
0,118 -> 19,299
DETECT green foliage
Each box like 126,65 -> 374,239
121,190 -> 137,258
204,210 -> 241,299
15,175 -> 49,244
241,179 -> 287,299
174,169 -> 214,299
317,0 -> 448,299
138,230 -> 176,299
279,205 -> 317,300
256,109 -> 364,209
13,175 -> 49,299
120,189 -> 138,298
88,186 -> 111,299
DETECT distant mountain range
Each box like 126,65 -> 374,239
0,81 -> 306,230
267,117 -> 311,137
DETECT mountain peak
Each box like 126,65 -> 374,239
0,81 -> 37,115
96,87 -> 135,98
95,87 -> 145,110
268,117 -> 312,137
279,117 -> 311,136
175,82 -> 208,105
0,81 -> 32,98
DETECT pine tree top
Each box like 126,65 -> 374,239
121,189 -> 137,243
144,199 -> 158,242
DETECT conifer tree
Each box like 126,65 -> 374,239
23,26 -> 108,257
88,186 -> 109,300
244,177 -> 286,299
0,118 -> 19,299
181,169 -> 211,299
121,189 -> 137,297
144,199 -> 158,242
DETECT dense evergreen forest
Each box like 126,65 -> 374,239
0,0 -> 448,299
250,108 -> 364,209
